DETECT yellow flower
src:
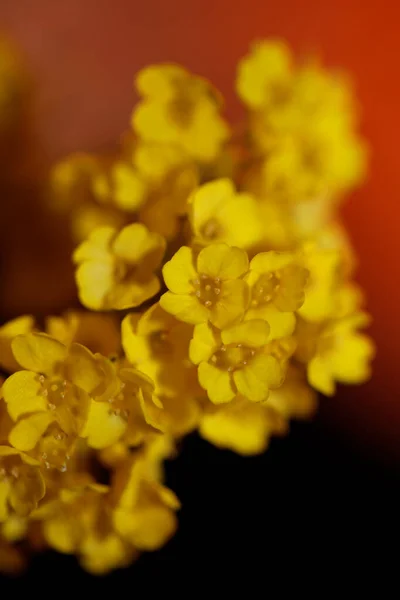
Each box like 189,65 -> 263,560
161,243 -> 249,328
296,311 -> 374,396
49,153 -> 126,242
122,304 -> 201,436
132,64 -> 229,162
2,333 -> 104,465
199,397 -> 287,456
245,251 -> 309,339
297,246 -> 342,322
236,39 -> 293,112
188,178 -> 263,249
266,365 -> 317,420
189,320 -> 284,404
73,224 -> 166,310
92,160 -> 148,213
0,315 -> 35,373
112,445 -> 180,551
46,310 -> 120,358
83,363 -> 163,449
0,446 -> 45,520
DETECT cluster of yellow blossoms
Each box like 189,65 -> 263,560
0,39 -> 374,574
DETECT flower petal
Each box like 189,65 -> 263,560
189,323 -> 218,364
250,251 -> 294,274
65,343 -> 106,394
11,334 -> 67,375
198,362 -> 235,404
9,413 -> 55,452
160,292 -> 208,324
82,401 -> 127,449
221,319 -> 270,347
197,243 -> 249,280
210,279 -> 249,328
245,305 -> 295,340
234,354 -> 283,402
2,371 -> 45,421
162,246 -> 197,294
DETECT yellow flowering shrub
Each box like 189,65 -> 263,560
0,37 -> 374,574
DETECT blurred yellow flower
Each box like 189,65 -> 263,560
189,178 -> 263,249
74,224 -> 166,310
132,64 -> 229,162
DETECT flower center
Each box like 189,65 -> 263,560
211,344 -> 256,372
192,274 -> 221,308
107,383 -> 131,420
149,330 -> 172,356
39,376 -> 69,411
0,457 -> 21,481
251,272 -> 280,306
200,218 -> 222,241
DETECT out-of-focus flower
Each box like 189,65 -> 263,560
74,224 -> 166,310
189,178 -> 263,249
0,315 -> 35,373
132,64 -> 229,162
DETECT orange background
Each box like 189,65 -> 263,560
0,0 -> 399,459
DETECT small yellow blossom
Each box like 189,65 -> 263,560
46,310 -> 120,357
122,304 -> 201,436
132,64 -> 229,162
190,320 -> 284,404
296,311 -> 374,396
0,315 -> 35,373
83,363 -> 163,449
161,243 -> 249,328
0,446 -> 45,520
188,178 -> 263,249
74,224 -> 166,310
2,333 -> 104,465
112,446 -> 180,551
199,397 -> 287,456
297,246 -> 342,322
236,39 -> 293,113
245,251 -> 309,339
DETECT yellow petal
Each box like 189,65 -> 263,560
160,292 -> 209,324
112,223 -> 165,267
8,413 -> 55,452
75,260 -> 115,310
189,323 -> 218,364
198,362 -> 235,404
210,279 -> 249,328
190,178 -> 234,233
115,506 -> 177,551
2,371 -> 45,421
83,401 -> 126,449
234,354 -> 283,402
11,334 -> 67,375
245,305 -> 295,340
0,316 -> 35,373
250,251 -> 294,274
162,246 -> 197,294
65,343 -> 105,394
197,243 -> 249,280
308,355 -> 335,396
44,517 -> 80,554
221,320 -> 270,347
121,313 -> 150,365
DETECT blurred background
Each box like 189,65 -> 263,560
0,0 -> 399,583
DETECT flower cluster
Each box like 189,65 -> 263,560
0,39 -> 374,574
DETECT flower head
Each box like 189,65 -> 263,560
190,320 -> 284,404
74,224 -> 166,310
132,64 -> 229,162
161,243 -> 249,328
245,251 -> 309,339
189,178 -> 263,249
